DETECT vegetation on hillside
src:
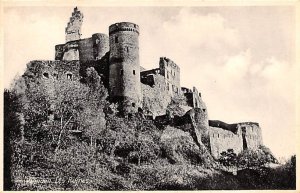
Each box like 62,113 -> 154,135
3,68 -> 296,190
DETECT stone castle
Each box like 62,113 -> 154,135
22,7 -> 263,158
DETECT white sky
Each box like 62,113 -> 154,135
3,5 -> 297,159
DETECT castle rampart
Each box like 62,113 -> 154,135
209,120 -> 263,158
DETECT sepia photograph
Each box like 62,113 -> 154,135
1,1 -> 299,191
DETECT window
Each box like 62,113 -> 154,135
167,72 -> 169,79
203,109 -> 206,112
43,72 -> 49,79
133,70 -> 135,75
132,103 -> 136,107
127,47 -> 129,53
218,134 -> 219,138
115,36 -> 118,43
67,73 -> 72,80
53,73 -> 58,80
120,69 -> 123,76
167,83 -> 169,90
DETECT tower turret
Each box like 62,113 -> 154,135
108,22 -> 141,113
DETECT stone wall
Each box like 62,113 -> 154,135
78,38 -> 94,62
141,74 -> 171,117
23,60 -> 81,98
92,33 -> 109,60
24,60 -> 80,81
65,7 -> 83,42
209,126 -> 243,159
55,33 -> 109,62
159,57 -> 181,96
238,122 -> 263,150
182,86 -> 207,110
62,41 -> 80,61
209,121 -> 263,159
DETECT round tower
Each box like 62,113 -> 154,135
109,22 -> 141,113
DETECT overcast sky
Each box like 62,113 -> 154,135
3,5 -> 296,159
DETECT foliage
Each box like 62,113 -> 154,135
219,149 -> 237,167
237,146 -> 276,168
5,68 -> 296,190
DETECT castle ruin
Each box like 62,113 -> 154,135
22,7 -> 263,159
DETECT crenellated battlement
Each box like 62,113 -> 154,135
109,22 -> 139,35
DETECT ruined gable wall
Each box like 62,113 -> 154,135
209,126 -> 243,159
159,57 -> 181,96
65,7 -> 83,42
238,122 -> 263,150
141,74 -> 171,117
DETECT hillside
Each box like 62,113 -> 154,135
3,67 -> 296,190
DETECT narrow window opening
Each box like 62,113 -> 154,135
120,69 -> 123,76
132,103 -> 136,107
203,109 -> 206,112
53,73 -> 58,80
127,47 -> 129,53
67,73 -> 72,80
115,36 -> 118,43
133,70 -> 135,75
43,72 -> 49,79
218,134 -> 219,138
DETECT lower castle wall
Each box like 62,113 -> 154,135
23,60 -> 81,98
209,126 -> 243,159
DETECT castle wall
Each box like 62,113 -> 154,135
141,74 -> 171,117
78,38 -> 94,62
55,44 -> 65,60
109,22 -> 141,113
209,126 -> 243,159
159,57 -> 181,96
23,60 -> 80,98
92,33 -> 109,60
238,122 -> 263,150
23,60 -> 80,82
209,122 -> 263,159
62,41 -> 80,60
182,86 -> 207,110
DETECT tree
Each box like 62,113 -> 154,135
4,89 -> 23,190
237,147 -> 274,169
79,67 -> 108,148
219,149 -> 238,167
